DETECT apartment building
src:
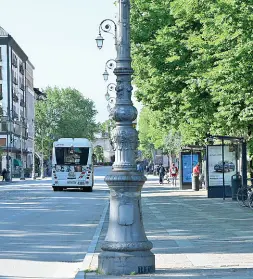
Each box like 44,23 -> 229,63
0,26 -> 36,177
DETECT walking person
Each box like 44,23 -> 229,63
1,168 -> 7,181
158,164 -> 166,184
170,163 -> 178,186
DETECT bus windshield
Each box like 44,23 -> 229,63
55,147 -> 89,165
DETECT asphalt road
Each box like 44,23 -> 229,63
0,166 -> 111,279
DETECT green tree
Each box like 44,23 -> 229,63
35,87 -> 98,158
131,0 -> 253,156
138,107 -> 182,161
93,146 -> 104,163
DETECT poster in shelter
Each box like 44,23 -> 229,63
208,145 -> 236,187
182,154 -> 199,183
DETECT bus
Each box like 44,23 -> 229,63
52,138 -> 94,192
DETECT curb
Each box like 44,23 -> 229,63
75,272 -> 153,279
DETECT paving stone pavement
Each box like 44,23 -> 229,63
76,175 -> 253,279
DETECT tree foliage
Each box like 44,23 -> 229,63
35,87 -> 98,158
93,146 -> 104,163
131,0 -> 253,156
138,107 -> 182,159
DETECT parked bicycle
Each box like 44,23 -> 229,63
237,178 -> 253,207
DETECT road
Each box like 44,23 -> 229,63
0,166 -> 110,279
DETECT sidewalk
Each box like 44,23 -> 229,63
0,177 -> 51,185
77,175 -> 253,279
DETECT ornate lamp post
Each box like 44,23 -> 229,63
96,0 -> 155,275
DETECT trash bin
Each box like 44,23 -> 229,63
231,173 -> 242,200
192,174 -> 199,191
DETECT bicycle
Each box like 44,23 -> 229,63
237,185 -> 253,207
246,179 -> 253,209
237,178 -> 253,207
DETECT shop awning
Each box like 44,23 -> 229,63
13,159 -> 22,167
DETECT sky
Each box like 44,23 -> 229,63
0,0 -> 141,123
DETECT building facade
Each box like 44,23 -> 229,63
0,26 -> 35,177
93,133 -> 115,163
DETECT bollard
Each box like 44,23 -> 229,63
231,173 -> 242,201
192,174 -> 200,191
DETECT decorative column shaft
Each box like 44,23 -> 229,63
98,0 -> 155,275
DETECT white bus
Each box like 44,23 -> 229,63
52,138 -> 94,192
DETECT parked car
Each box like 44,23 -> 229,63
214,161 -> 235,172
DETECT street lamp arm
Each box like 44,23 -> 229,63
107,83 -> 116,92
105,59 -> 116,70
96,19 -> 118,50
99,19 -> 117,38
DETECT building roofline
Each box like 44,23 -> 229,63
9,35 -> 28,61
27,60 -> 35,70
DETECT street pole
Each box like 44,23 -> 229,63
20,119 -> 25,180
40,137 -> 44,179
32,120 -> 36,179
5,116 -> 10,181
98,0 -> 155,275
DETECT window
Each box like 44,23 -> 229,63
12,54 -> 17,67
0,66 -> 2,80
55,147 -> 89,166
19,63 -> 24,75
0,47 -> 2,61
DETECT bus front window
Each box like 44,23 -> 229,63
55,147 -> 89,165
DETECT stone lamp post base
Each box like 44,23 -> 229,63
99,251 -> 155,275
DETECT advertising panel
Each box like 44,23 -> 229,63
208,145 -> 236,187
182,154 -> 199,183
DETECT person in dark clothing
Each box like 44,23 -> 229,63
1,169 -> 7,181
158,164 -> 166,184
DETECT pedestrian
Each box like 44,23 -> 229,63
158,164 -> 166,184
193,162 -> 200,176
137,163 -> 141,172
169,163 -> 178,186
1,168 -> 7,181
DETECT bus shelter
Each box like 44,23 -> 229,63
206,135 -> 247,199
179,146 -> 204,190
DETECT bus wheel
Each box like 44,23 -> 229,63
53,187 -> 58,191
87,186 -> 93,192
58,187 -> 63,191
